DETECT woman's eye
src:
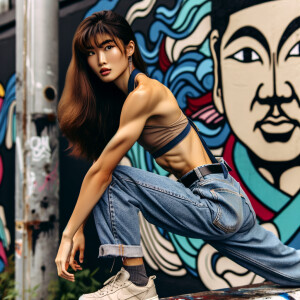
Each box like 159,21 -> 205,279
229,48 -> 262,63
105,45 -> 113,50
87,51 -> 95,56
287,42 -> 300,59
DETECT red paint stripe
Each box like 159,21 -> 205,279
0,240 -> 8,266
0,97 -> 3,111
185,92 -> 212,116
223,135 -> 274,221
159,37 -> 171,73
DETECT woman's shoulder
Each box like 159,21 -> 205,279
134,73 -> 168,100
125,74 -> 180,125
123,76 -> 166,119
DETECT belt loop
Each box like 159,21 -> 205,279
221,162 -> 228,179
194,166 -> 203,179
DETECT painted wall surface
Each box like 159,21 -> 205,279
0,0 -> 299,297
0,34 -> 15,273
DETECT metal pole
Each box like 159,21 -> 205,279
15,0 -> 59,299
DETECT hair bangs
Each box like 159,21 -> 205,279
93,23 -> 125,53
75,26 -> 94,55
76,21 -> 124,55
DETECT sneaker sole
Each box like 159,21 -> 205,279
79,294 -> 159,300
146,296 -> 159,300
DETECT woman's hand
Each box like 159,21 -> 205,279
69,230 -> 85,272
55,234 -> 75,282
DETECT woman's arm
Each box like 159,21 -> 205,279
56,89 -> 154,280
63,90 -> 153,238
62,167 -> 112,239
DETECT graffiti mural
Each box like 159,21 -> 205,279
0,76 -> 15,272
0,0 -> 297,291
85,0 -> 300,290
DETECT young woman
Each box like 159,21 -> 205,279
55,10 -> 300,299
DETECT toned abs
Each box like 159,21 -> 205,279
134,74 -> 212,179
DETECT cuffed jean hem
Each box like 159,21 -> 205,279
98,244 -> 144,258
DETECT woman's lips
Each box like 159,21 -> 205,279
100,69 -> 111,76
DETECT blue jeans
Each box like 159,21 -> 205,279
92,160 -> 300,286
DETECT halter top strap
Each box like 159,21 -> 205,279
128,69 -> 143,94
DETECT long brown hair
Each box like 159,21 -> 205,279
57,10 -> 147,161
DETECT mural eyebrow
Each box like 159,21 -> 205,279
224,26 -> 270,60
277,16 -> 300,60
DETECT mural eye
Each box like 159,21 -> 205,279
287,42 -> 300,58
231,48 -> 261,63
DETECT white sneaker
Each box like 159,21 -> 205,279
78,267 -> 159,300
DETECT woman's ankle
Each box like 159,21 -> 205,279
122,258 -> 148,287
122,257 -> 144,266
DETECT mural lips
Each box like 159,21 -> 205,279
252,86 -> 300,142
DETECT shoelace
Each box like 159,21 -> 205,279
95,270 -> 125,296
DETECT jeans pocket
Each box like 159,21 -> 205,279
239,185 -> 257,225
242,195 -> 257,228
209,188 -> 243,234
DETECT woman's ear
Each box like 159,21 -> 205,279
126,40 -> 135,57
210,29 -> 224,115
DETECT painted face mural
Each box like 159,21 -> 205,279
212,0 -> 300,164
81,0 -> 300,291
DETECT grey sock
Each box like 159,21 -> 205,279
124,264 -> 149,287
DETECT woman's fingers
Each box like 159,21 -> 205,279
70,259 -> 82,271
56,260 -> 75,281
65,260 -> 70,272
74,265 -> 82,271
79,247 -> 84,263
62,263 -> 75,281
70,247 -> 83,271
73,260 -> 82,270
62,274 -> 74,282
70,233 -> 85,268
55,234 -> 74,278
69,250 -> 77,271
61,272 -> 75,282
56,260 -> 62,278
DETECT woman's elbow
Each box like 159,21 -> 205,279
87,164 -> 113,185
95,167 -> 113,186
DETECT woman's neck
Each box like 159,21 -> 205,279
113,67 -> 135,95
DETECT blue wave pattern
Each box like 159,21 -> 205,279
149,0 -> 211,41
135,0 -> 229,147
85,0 -> 119,18
0,75 -> 16,145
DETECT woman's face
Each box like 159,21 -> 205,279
86,33 -> 129,83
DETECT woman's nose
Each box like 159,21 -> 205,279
97,51 -> 106,66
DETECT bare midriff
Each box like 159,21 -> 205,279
135,74 -> 213,179
155,127 -> 213,179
